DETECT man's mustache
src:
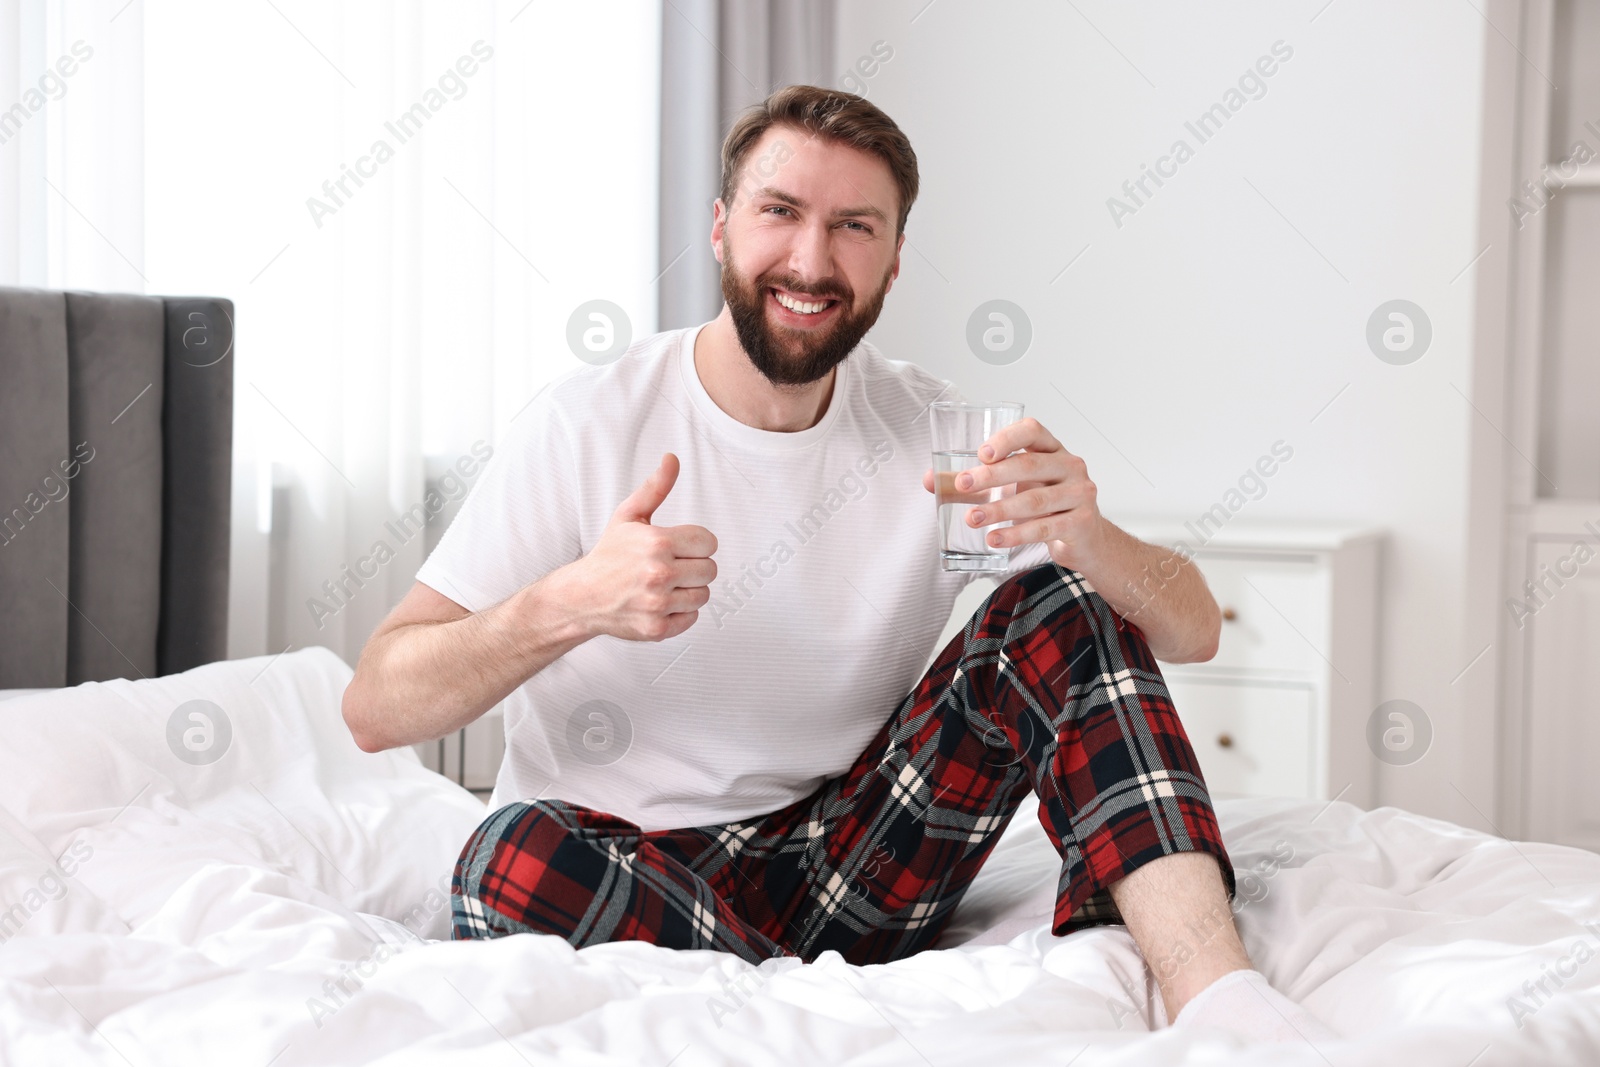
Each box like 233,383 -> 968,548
759,276 -> 852,304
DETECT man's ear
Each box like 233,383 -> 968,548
710,198 -> 728,265
883,231 -> 905,295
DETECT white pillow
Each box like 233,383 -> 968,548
0,647 -> 486,938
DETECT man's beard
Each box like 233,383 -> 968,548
721,246 -> 892,388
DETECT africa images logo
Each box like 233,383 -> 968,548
165,700 -> 233,766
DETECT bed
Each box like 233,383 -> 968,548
5,288 -> 1596,1063
1,648 -> 1596,1066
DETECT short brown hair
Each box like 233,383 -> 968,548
719,84 -> 919,238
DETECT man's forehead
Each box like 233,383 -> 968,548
740,126 -> 898,208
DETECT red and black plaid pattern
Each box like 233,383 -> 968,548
451,563 -> 1236,966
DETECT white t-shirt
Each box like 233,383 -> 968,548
415,323 -> 1050,831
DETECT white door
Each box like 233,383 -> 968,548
1524,538 -> 1600,850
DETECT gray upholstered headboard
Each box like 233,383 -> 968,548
0,287 -> 233,688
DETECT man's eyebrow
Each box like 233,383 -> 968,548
752,186 -> 888,225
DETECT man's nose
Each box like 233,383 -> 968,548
786,220 -> 835,288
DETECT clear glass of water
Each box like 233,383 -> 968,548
930,400 -> 1024,572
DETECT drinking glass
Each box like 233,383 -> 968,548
930,400 -> 1024,572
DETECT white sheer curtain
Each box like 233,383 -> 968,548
2,0 -> 661,666
0,0 -> 145,288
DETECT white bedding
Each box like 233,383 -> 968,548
1,649 -> 1596,1066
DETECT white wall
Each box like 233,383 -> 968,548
835,1 -> 1491,822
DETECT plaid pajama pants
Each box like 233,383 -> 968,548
451,562 -> 1236,966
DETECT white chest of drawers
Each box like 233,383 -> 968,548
1120,521 -> 1383,809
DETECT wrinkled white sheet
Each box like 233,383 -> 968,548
1,648 -> 1597,1066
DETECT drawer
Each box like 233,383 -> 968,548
1164,678 -> 1316,799
1189,554 -> 1326,675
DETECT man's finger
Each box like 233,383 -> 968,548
979,416 -> 1059,464
958,449 -> 1054,493
670,557 -> 718,588
933,469 -> 990,506
664,523 -> 718,559
611,452 -> 679,525
974,483 -> 1076,526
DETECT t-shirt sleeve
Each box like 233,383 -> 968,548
413,395 -> 583,613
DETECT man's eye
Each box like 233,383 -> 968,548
842,220 -> 869,232
764,205 -> 792,216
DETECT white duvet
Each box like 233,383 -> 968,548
1,648 -> 1597,1066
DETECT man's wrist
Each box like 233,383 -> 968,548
508,564 -> 594,650
1049,513 -> 1113,574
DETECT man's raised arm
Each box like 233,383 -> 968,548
341,572 -> 591,752
341,452 -> 717,752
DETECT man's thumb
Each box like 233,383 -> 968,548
611,452 -> 679,525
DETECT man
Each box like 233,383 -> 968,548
342,85 -> 1335,1043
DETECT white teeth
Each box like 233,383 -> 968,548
774,291 -> 830,315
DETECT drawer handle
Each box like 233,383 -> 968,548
1221,607 -> 1237,622
1217,733 -> 1234,749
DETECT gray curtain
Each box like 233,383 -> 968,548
658,0 -> 837,330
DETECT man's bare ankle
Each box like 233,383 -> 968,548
1107,851 -> 1254,1020
1161,961 -> 1252,1021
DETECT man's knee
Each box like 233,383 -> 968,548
971,562 -> 1064,621
980,563 -> 1117,633
460,798 -> 562,870
452,799 -> 631,941
997,561 -> 1071,595
993,562 -> 1114,609
457,798 -> 634,877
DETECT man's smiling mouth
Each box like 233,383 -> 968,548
769,287 -> 840,316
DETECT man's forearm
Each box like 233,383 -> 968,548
1072,519 -> 1221,663
343,569 -> 592,752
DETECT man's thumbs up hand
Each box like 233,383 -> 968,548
575,453 -> 718,642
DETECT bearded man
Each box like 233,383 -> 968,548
342,84 -> 1337,1044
